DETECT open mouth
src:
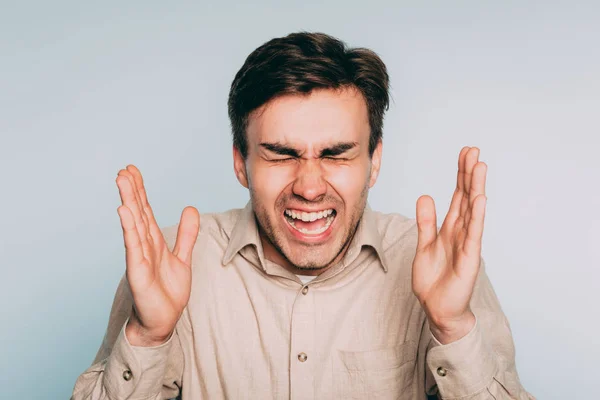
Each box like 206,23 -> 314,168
284,208 -> 337,236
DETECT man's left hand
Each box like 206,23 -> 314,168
412,146 -> 487,344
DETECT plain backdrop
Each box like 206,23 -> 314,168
1,1 -> 598,399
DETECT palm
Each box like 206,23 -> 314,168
412,147 -> 487,332
126,236 -> 193,338
116,165 -> 200,341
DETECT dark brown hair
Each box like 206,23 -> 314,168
227,32 -> 390,158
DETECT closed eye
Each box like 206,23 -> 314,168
271,157 -> 295,163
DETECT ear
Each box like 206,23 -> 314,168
368,140 -> 382,188
233,146 -> 249,188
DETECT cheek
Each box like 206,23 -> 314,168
251,163 -> 295,204
323,163 -> 369,203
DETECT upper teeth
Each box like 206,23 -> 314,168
285,209 -> 334,222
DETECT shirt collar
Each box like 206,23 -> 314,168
222,201 -> 389,272
222,202 -> 263,267
351,205 -> 390,272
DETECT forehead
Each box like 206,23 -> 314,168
247,88 -> 370,149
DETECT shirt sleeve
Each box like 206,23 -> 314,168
71,275 -> 184,400
423,259 -> 536,400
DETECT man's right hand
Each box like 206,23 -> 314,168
115,165 -> 200,347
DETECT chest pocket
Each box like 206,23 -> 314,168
334,340 -> 417,400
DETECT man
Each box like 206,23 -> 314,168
72,32 -> 532,399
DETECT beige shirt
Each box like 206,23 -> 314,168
72,203 -> 533,399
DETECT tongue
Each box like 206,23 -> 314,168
293,218 -> 327,231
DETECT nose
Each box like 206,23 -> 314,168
292,159 -> 327,202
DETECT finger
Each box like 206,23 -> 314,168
415,195 -> 437,252
463,161 -> 487,226
126,165 -> 162,245
441,147 -> 471,235
117,205 -> 145,268
460,147 -> 480,218
116,173 -> 150,254
440,188 -> 464,237
439,147 -> 469,238
462,194 -> 487,259
469,162 -> 487,205
118,170 -> 149,234
126,165 -> 149,204
463,147 -> 480,194
456,146 -> 471,192
121,168 -> 150,235
173,206 -> 201,265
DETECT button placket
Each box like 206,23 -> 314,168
289,284 -> 315,399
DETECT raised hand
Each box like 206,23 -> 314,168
116,165 -> 200,346
412,147 -> 487,344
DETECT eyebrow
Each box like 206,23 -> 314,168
259,141 -> 358,158
259,142 -> 301,157
319,142 -> 358,157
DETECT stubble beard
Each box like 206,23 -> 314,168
250,185 -> 369,272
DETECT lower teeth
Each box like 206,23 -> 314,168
287,215 -> 334,235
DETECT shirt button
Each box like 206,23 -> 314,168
436,367 -> 447,377
298,352 -> 308,362
123,369 -> 133,381
301,286 -> 309,295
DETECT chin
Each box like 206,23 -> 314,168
283,245 -> 339,271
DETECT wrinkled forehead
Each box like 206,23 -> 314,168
246,88 -> 370,153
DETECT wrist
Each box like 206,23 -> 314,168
125,314 -> 173,347
429,311 -> 476,345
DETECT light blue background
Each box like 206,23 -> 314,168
1,1 -> 598,399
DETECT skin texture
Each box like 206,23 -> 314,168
115,88 -> 487,347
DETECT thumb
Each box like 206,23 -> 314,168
416,195 -> 437,252
173,206 -> 200,265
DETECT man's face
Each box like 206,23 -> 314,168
233,88 -> 382,274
